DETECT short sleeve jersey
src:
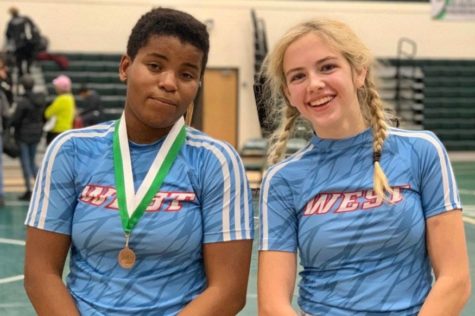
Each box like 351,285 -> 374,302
259,128 -> 461,316
25,121 -> 253,316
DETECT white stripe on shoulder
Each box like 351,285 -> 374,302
26,125 -> 115,229
80,122 -> 115,130
45,123 -> 115,149
187,136 -> 233,241
187,133 -> 250,239
389,128 -> 459,209
260,144 -> 314,250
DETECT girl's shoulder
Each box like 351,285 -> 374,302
388,127 -> 442,146
263,142 -> 315,184
49,121 -> 116,149
184,126 -> 241,159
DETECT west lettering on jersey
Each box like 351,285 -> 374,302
304,193 -> 341,215
361,189 -> 383,209
304,185 -> 411,216
79,185 -> 196,212
167,193 -> 196,212
336,191 -> 364,213
80,185 -> 115,206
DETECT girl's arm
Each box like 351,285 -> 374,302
178,240 -> 253,316
258,250 -> 298,316
24,227 -> 80,316
418,210 -> 471,316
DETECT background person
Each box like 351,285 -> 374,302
258,18 -> 470,316
5,7 -> 41,77
0,52 -> 14,105
11,75 -> 46,201
24,7 -> 253,316
0,54 -> 11,207
76,84 -> 103,126
44,74 -> 75,145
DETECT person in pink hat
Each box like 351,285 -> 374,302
44,74 -> 75,145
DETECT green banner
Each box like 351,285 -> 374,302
432,0 -> 475,20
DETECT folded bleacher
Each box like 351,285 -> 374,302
387,58 -> 475,151
39,52 -> 125,121
37,53 -> 475,163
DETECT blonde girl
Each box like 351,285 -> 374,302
258,19 -> 470,316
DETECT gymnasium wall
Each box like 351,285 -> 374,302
1,0 -> 474,147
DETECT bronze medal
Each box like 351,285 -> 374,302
113,115 -> 186,271
118,246 -> 136,269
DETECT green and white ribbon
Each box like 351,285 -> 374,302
113,113 -> 186,234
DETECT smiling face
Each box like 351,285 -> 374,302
283,32 -> 367,139
119,35 -> 203,143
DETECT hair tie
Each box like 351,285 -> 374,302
373,151 -> 381,163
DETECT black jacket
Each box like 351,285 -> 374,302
6,15 -> 39,50
12,91 -> 46,144
78,90 -> 103,126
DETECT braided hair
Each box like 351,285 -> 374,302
262,19 -> 393,199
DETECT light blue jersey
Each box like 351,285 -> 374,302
25,121 -> 253,315
259,128 -> 461,316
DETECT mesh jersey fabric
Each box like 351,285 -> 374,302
25,121 -> 253,315
259,127 -> 461,315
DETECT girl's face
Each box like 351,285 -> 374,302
119,35 -> 203,142
283,33 -> 367,139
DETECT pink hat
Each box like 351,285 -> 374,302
52,74 -> 72,92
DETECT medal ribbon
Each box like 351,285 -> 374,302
113,113 -> 186,234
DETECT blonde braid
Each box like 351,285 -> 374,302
267,105 -> 300,165
365,79 -> 392,200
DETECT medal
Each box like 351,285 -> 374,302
118,247 -> 136,269
118,234 -> 136,269
113,113 -> 186,269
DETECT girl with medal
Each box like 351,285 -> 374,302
24,8 -> 253,315
258,19 -> 470,315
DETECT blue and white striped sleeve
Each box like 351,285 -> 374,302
24,133 -> 78,234
188,133 -> 253,243
259,165 -> 298,252
418,131 -> 462,218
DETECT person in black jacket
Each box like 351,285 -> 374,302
11,75 -> 45,201
0,56 -> 11,206
5,7 -> 40,77
0,52 -> 14,106
77,85 -> 103,126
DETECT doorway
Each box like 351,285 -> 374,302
192,68 -> 238,148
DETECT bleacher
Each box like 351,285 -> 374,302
37,53 -> 475,159
387,59 -> 475,150
39,52 -> 125,121
376,62 -> 424,129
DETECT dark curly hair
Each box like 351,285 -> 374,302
127,7 -> 209,76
